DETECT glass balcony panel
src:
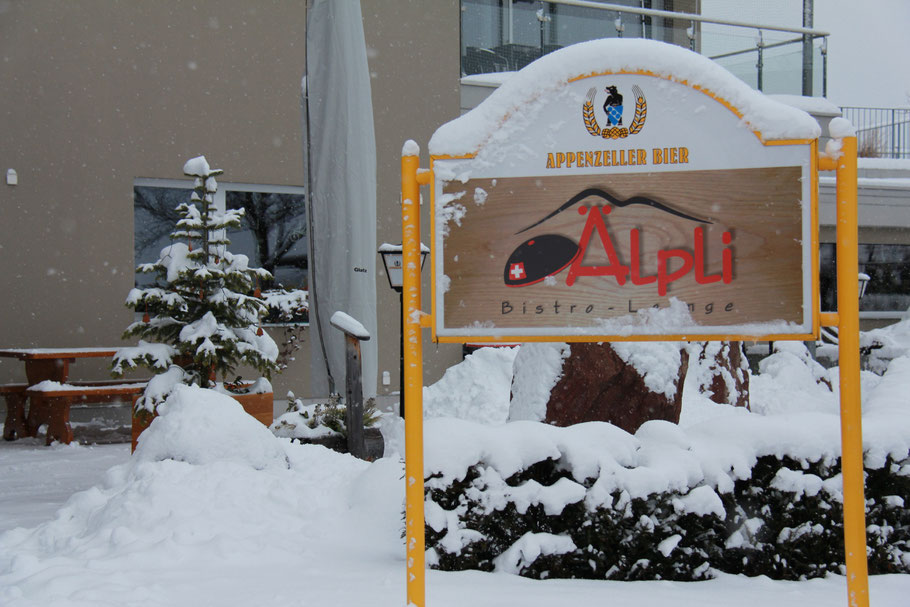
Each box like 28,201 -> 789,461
761,44 -> 804,94
460,1 -> 827,96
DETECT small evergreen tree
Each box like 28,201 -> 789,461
114,156 -> 279,388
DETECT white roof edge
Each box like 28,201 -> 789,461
461,73 -> 516,88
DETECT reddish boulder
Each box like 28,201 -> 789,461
538,342 -> 688,435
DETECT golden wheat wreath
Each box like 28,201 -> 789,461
583,85 -> 647,139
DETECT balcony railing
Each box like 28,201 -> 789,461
840,107 -> 910,159
461,0 -> 829,97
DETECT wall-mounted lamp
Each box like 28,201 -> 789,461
6,169 -> 17,186
858,272 -> 870,301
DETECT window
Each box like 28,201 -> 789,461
133,179 -> 309,324
820,243 -> 910,314
460,0 -> 695,76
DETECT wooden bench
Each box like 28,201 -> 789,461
25,380 -> 147,445
1,383 -> 29,440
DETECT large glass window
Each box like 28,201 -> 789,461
820,243 -> 910,313
460,0 -> 697,76
460,1 -> 824,95
133,179 -> 309,324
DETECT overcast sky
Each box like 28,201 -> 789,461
701,0 -> 910,108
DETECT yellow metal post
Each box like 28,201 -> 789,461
834,135 -> 869,607
401,142 -> 425,607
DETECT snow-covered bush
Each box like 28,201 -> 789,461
260,288 -> 309,371
749,342 -> 834,415
113,156 -> 279,406
260,288 -> 309,325
272,393 -> 381,441
423,416 -> 910,581
863,318 -> 910,374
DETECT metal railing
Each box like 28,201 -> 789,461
461,0 -> 829,96
839,106 -> 910,159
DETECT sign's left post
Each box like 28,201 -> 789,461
401,141 -> 426,607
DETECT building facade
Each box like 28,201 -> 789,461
1,1 -> 906,406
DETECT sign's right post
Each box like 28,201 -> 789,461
831,135 -> 869,607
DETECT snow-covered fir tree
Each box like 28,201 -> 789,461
114,156 -> 279,388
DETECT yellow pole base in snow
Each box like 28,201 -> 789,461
833,136 -> 869,607
401,144 -> 425,607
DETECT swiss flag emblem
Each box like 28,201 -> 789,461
509,262 -> 526,280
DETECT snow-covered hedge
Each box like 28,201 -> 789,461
424,415 -> 910,581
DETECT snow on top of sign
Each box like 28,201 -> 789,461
429,39 -> 820,157
828,116 -> 857,139
402,139 -> 420,157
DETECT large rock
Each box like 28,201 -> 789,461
509,342 -> 688,435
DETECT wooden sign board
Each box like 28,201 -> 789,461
431,72 -> 817,342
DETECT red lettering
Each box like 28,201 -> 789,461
657,249 -> 694,296
694,227 -> 722,285
629,228 -> 656,286
558,220 -> 732,294
565,206 -> 629,287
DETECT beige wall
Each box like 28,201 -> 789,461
0,0 -> 465,397
364,0 -> 464,394
0,1 -> 307,387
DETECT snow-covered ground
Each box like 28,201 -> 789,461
2,334 -> 910,605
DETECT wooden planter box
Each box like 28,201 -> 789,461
131,389 -> 274,452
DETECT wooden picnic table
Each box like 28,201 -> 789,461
0,347 -> 118,383
0,347 -> 120,441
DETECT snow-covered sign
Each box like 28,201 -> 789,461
429,39 -> 821,342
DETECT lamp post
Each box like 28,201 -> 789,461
379,242 -> 429,418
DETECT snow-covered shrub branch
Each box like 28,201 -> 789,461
423,418 -> 910,581
272,393 -> 381,441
